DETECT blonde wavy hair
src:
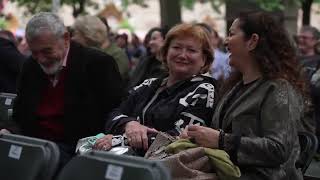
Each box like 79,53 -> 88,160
73,15 -> 107,48
159,23 -> 214,74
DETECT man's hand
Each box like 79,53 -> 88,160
93,134 -> 113,151
125,121 -> 158,150
179,125 -> 190,139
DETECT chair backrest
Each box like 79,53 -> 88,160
296,131 -> 318,174
0,134 -> 60,180
57,150 -> 171,180
0,93 -> 16,123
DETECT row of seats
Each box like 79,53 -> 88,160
0,92 -> 16,124
0,133 -> 171,180
0,132 -> 318,180
0,92 -> 318,179
0,93 -> 171,180
0,134 -> 59,180
297,131 -> 319,174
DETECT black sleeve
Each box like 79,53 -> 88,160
86,50 -> 125,117
105,78 -> 158,134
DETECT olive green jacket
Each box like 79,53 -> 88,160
211,79 -> 306,180
103,43 -> 129,80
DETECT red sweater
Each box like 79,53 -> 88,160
35,69 -> 66,141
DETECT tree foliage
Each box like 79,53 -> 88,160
11,0 -> 99,17
179,0 -> 224,13
12,0 -> 52,14
10,0 -> 320,19
0,17 -> 7,29
120,0 -> 146,10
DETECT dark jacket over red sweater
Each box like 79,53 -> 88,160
5,41 -> 124,146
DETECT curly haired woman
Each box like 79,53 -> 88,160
181,11 -> 311,179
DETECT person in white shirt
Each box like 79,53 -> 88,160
196,23 -> 231,80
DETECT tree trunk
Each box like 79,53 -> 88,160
225,0 -> 261,34
301,0 -> 313,25
282,0 -> 299,36
52,0 -> 60,13
72,0 -> 85,17
225,0 -> 290,35
159,0 -> 181,29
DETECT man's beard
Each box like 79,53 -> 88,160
39,59 -> 63,75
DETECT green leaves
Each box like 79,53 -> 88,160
0,17 -> 7,30
252,0 -> 300,11
181,0 -> 196,10
121,0 -> 146,10
118,19 -> 135,32
12,0 -> 52,14
9,0 -> 319,18
255,0 -> 284,10
180,0 -> 224,14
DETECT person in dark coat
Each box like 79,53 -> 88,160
296,26 -> 320,147
128,27 -> 168,89
0,30 -> 26,93
0,12 -> 124,166
181,11 -> 310,179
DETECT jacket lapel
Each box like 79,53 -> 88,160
211,82 -> 240,128
27,58 -> 49,111
64,42 -> 87,98
220,79 -> 265,129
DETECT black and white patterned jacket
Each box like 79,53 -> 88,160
105,74 -> 217,136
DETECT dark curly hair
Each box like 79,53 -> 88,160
225,11 -> 307,96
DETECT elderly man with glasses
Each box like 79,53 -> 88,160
296,26 -> 320,152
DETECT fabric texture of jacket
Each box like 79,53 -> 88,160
106,74 -> 217,136
311,68 -> 320,139
4,41 -> 124,146
103,42 -> 129,80
211,78 -> 305,180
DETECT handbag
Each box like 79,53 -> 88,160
145,132 -> 218,180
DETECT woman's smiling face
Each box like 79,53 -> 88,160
224,18 -> 251,70
166,36 -> 205,78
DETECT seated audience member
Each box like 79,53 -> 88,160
0,30 -> 26,93
296,26 -> 320,79
0,12 -> 124,167
296,25 -> 320,144
115,33 -> 131,60
94,23 -> 218,151
210,28 -> 231,81
196,23 -> 231,81
72,15 -> 129,81
128,27 -> 168,89
181,11 -> 310,179
129,33 -> 146,61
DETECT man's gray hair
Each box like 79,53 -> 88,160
301,26 -> 320,40
26,12 -> 66,41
